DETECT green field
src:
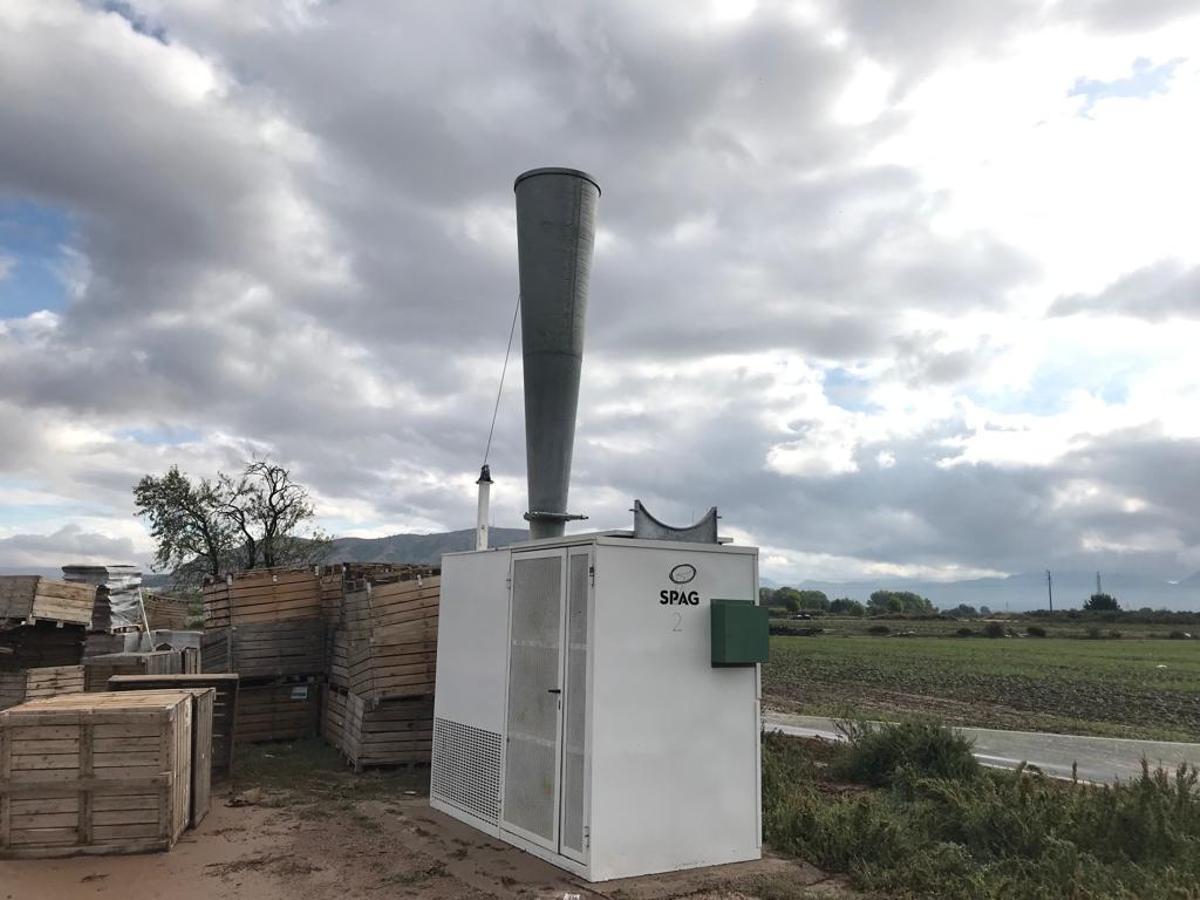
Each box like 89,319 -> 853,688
764,630 -> 1200,741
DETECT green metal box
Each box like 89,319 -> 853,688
710,599 -> 769,667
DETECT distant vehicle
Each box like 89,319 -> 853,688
790,612 -> 813,620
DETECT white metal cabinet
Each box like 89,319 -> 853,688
431,533 -> 759,882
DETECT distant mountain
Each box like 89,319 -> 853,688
787,570 -> 1200,612
0,566 -> 67,580
326,527 -> 529,565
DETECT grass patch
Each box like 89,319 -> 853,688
764,725 -> 1200,899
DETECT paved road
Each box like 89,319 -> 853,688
764,712 -> 1200,784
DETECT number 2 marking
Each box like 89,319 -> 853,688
672,612 -> 683,632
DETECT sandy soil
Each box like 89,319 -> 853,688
0,771 -> 844,900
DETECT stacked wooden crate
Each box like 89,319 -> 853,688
202,568 -> 323,743
82,651 -> 182,692
0,578 -> 92,715
108,674 -> 239,776
321,567 -> 439,770
0,689 -> 213,858
0,666 -> 85,711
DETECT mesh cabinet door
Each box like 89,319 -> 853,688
501,551 -> 565,848
559,548 -> 591,862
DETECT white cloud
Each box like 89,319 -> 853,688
0,0 -> 1198,583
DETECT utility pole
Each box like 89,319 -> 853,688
1096,571 -> 1102,595
1046,570 -> 1053,612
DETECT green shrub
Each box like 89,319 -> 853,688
867,624 -> 890,635
833,720 -> 980,787
983,622 -> 1006,638
955,627 -> 975,637
1025,625 -> 1047,637
1168,630 -> 1191,640
762,732 -> 1200,899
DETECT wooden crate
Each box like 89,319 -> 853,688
321,684 -> 349,747
319,571 -> 344,627
181,647 -> 200,674
202,569 -> 321,630
322,685 -> 432,770
339,577 -> 439,701
319,564 -> 438,627
84,688 -> 214,828
0,666 -> 85,711
201,620 -> 324,680
0,691 -> 194,858
143,594 -> 191,631
84,652 -> 181,692
83,633 -> 125,659
108,675 -> 239,777
235,678 -> 320,744
346,627 -> 437,699
327,630 -> 349,689
0,623 -> 86,672
0,577 -> 96,628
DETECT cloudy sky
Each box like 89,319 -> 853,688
1,0 -> 1199,583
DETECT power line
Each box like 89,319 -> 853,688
482,294 -> 521,466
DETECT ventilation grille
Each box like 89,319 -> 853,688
431,718 -> 502,824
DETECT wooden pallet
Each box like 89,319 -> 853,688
108,674 -> 239,777
202,569 -> 322,629
0,691 -> 196,858
0,623 -> 86,672
235,678 -> 321,744
201,620 -> 325,680
0,666 -> 85,711
83,652 -> 182,693
322,685 -> 433,770
0,577 -> 96,628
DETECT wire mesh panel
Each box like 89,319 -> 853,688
560,549 -> 590,859
502,553 -> 564,845
431,718 -> 503,825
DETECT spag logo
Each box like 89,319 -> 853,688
661,563 -> 699,605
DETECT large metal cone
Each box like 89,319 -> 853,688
514,168 -> 601,539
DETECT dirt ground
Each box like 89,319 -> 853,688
0,741 -> 847,900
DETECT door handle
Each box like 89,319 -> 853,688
547,688 -> 562,694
